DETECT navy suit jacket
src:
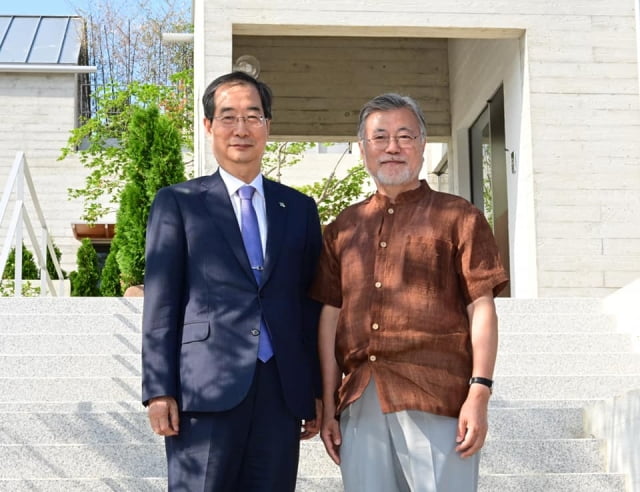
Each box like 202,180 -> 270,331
141,171 -> 322,420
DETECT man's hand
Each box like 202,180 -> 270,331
320,415 -> 342,465
317,304 -> 342,464
455,384 -> 490,458
457,293 -> 497,458
147,396 -> 180,436
300,399 -> 323,440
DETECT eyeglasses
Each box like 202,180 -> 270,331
364,134 -> 421,149
213,115 -> 267,128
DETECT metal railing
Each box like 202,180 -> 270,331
0,152 -> 66,296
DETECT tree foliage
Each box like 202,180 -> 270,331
46,242 -> 67,280
145,108 -> 188,201
100,240 -> 122,296
60,0 -> 192,224
261,142 -> 371,224
262,142 -> 314,182
110,105 -> 186,291
113,180 -> 148,288
60,71 -> 193,224
1,242 -> 66,296
0,281 -> 39,297
297,164 -> 370,225
70,238 -> 101,296
2,244 -> 39,280
79,0 -> 192,88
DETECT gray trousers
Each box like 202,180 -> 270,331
339,379 -> 479,492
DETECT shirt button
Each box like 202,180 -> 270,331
374,281 -> 382,288
380,241 -> 387,248
369,355 -> 377,362
387,208 -> 394,214
250,329 -> 260,336
372,323 -> 379,330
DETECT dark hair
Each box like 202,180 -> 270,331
202,71 -> 273,121
357,93 -> 427,140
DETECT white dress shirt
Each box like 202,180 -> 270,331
218,167 -> 267,255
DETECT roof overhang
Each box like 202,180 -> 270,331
162,32 -> 194,43
72,223 -> 115,243
0,64 -> 96,73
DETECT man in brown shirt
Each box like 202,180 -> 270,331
310,93 -> 508,492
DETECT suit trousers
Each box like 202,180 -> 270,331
339,378 -> 479,492
165,359 -> 301,492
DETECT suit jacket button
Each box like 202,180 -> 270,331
251,329 -> 260,336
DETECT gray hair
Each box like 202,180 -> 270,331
357,93 -> 427,140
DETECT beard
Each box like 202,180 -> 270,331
365,159 -> 421,187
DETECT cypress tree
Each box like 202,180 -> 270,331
46,241 -> 67,280
70,238 -> 100,296
115,178 -> 148,287
108,105 -> 185,292
145,111 -> 186,202
100,241 -> 122,296
2,244 -> 39,280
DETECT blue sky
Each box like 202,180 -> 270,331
0,0 -> 89,16
0,0 -> 188,16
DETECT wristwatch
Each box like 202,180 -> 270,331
469,376 -> 493,394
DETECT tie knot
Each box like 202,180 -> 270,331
238,185 -> 256,201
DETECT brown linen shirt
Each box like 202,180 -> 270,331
310,180 -> 509,418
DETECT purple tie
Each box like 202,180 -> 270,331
238,185 -> 273,362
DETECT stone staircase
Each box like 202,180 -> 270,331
0,297 -> 637,491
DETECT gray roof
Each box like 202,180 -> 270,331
0,15 -> 84,65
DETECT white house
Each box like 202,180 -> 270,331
0,15 -> 98,275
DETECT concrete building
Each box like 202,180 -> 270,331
193,0 -> 640,298
0,15 -> 96,275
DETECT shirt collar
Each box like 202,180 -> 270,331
218,166 -> 265,198
372,180 -> 431,207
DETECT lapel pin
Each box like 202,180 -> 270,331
279,202 -> 286,208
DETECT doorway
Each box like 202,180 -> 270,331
469,85 -> 510,296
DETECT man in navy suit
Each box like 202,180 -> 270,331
141,71 -> 323,491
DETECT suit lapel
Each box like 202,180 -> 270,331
262,179 -> 287,284
202,171 -> 255,282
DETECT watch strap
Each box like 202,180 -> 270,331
469,376 -> 493,393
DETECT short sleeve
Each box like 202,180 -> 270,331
308,222 -> 343,307
456,206 -> 509,303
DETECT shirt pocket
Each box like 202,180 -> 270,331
181,321 -> 210,344
402,236 -> 453,293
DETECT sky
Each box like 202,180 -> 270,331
0,0 -> 189,16
0,0 -> 90,16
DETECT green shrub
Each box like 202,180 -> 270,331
100,240 -> 122,296
114,179 -> 148,288
2,244 -> 39,279
70,238 -> 100,296
46,241 -> 67,280
111,105 -> 185,291
0,280 -> 40,297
